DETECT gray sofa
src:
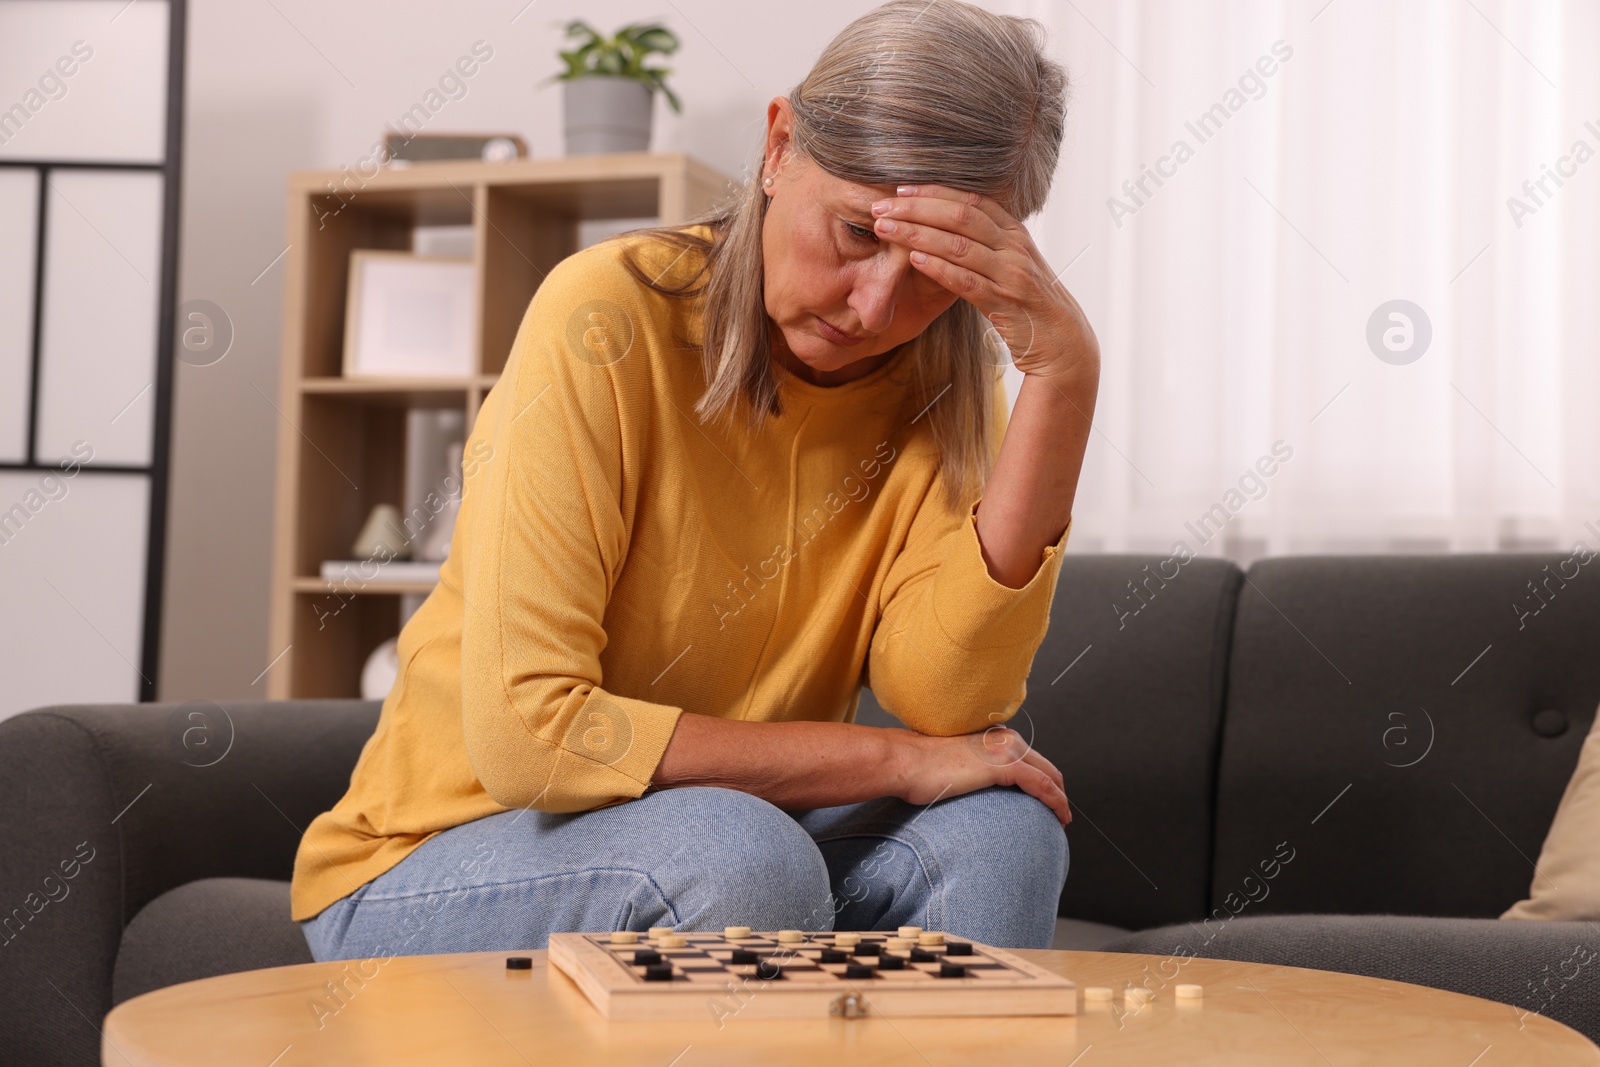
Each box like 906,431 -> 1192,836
3,554 -> 1597,1065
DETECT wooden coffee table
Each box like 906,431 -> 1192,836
103,948 -> 1600,1065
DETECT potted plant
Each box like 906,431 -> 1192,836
545,20 -> 683,156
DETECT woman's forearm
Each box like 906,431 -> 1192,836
652,712 -> 905,810
974,367 -> 1098,588
650,710 -> 1074,825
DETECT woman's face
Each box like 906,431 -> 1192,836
761,98 -> 961,385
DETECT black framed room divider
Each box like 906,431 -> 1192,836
0,0 -> 186,713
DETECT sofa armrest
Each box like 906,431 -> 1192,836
0,699 -> 380,1067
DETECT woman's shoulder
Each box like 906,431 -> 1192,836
548,222 -> 715,302
616,222 -> 717,297
503,225 -> 712,388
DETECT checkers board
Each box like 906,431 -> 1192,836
548,929 -> 1078,1021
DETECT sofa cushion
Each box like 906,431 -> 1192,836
1214,555 -> 1600,919
112,878 -> 311,1005
1105,913 -> 1600,1044
860,555 -> 1243,933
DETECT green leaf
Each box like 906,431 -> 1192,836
563,19 -> 601,45
631,28 -> 679,54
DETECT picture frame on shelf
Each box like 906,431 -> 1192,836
342,251 -> 476,380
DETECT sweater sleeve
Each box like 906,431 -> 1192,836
458,253 -> 684,813
866,374 -> 1071,736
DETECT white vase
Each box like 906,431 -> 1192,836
563,75 -> 654,155
361,637 -> 399,700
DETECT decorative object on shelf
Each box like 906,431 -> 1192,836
361,637 -> 400,700
545,20 -> 682,155
342,251 -> 476,380
383,133 -> 528,167
418,441 -> 465,562
351,504 -> 413,560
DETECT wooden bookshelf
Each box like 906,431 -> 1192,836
266,152 -> 735,699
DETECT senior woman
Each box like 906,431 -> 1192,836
293,0 -> 1099,961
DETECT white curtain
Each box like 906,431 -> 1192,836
997,0 -> 1600,560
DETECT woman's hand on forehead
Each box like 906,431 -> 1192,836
867,183 -> 1098,381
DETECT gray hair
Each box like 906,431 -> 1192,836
620,0 -> 1068,510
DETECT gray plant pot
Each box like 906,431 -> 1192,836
563,75 -> 655,155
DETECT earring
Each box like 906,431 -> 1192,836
763,177 -> 773,187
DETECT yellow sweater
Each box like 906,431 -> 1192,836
290,224 -> 1072,922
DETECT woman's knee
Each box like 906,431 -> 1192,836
643,787 -> 833,929
930,786 -> 1069,892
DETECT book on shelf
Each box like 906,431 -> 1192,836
319,558 -> 442,584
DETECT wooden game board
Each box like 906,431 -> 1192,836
548,930 -> 1078,1021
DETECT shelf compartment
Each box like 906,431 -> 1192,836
307,183 -> 476,229
292,206 -> 411,380
290,396 -> 411,578
286,589 -> 400,699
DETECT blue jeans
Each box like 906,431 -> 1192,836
300,785 -> 1067,961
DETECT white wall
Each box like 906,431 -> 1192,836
161,0 -> 902,700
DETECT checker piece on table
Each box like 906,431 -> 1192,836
548,928 -> 1077,1021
